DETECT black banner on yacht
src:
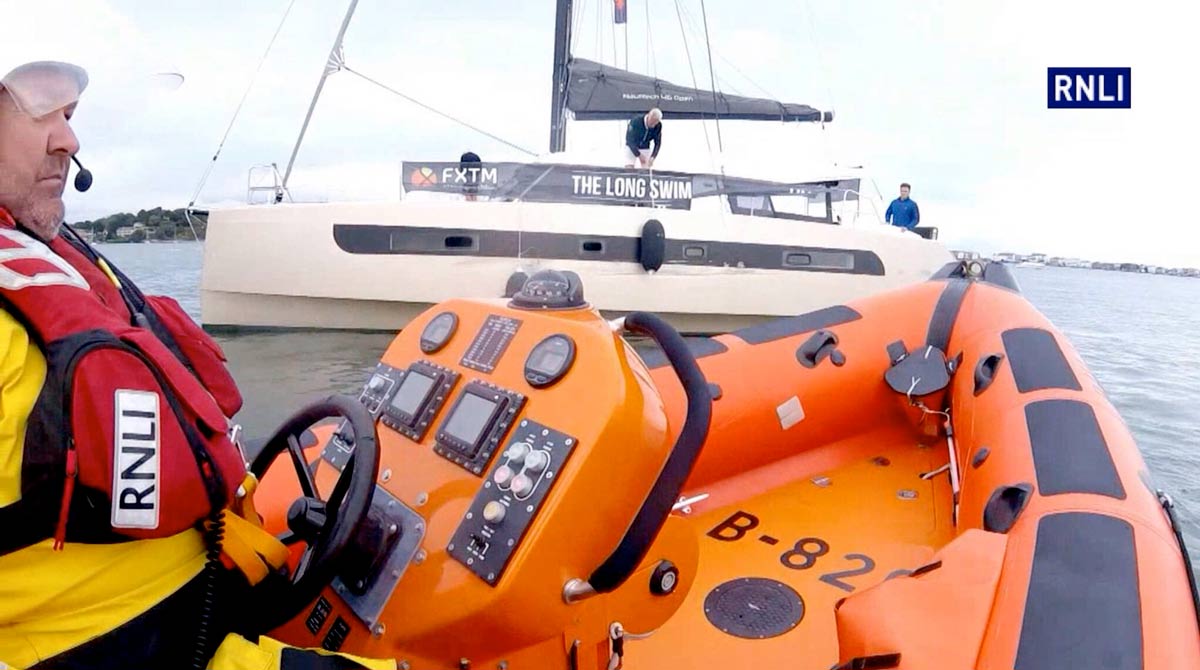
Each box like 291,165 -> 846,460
402,161 -> 860,212
564,58 -> 834,122
404,162 -> 695,209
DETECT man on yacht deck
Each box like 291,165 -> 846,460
885,182 -> 921,229
624,107 -> 663,168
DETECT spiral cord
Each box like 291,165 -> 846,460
192,511 -> 226,670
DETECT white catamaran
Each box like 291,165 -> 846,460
197,0 -> 953,333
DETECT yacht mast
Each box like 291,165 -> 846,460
548,0 -> 574,153
282,0 -> 360,193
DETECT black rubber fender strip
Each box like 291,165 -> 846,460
1159,491 -> 1200,636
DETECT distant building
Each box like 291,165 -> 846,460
115,226 -> 135,238
994,252 -> 1019,263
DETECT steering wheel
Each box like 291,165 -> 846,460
245,394 -> 380,633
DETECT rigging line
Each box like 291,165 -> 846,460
595,0 -> 602,64
800,0 -> 837,167
676,2 -> 775,99
186,0 -> 298,210
715,73 -> 743,96
671,0 -> 711,157
645,0 -> 658,77
698,0 -> 724,158
571,0 -> 587,54
610,5 -> 618,68
341,65 -> 538,156
801,0 -> 837,112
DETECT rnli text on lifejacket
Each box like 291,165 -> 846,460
111,390 -> 161,529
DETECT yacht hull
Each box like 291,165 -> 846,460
200,200 -> 953,334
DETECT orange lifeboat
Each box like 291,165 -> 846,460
251,264 -> 1199,670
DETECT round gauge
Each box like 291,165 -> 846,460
420,312 -> 458,353
524,334 -> 576,388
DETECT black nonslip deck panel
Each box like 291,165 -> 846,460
731,305 -> 862,346
640,337 -> 728,369
1002,328 -> 1082,393
1025,399 -> 1125,498
1014,512 -> 1142,670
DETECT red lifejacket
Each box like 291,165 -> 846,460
0,212 -> 246,554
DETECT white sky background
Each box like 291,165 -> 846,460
6,0 -> 1199,267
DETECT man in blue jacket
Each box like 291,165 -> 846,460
885,183 -> 920,229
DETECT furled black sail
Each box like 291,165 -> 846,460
564,58 -> 833,122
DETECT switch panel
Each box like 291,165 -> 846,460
447,419 -> 579,585
357,362 -> 401,418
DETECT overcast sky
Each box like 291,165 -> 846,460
6,0 -> 1198,267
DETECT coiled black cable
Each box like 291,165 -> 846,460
192,510 -> 226,670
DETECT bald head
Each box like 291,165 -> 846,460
646,108 -> 662,127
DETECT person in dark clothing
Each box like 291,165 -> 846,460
624,108 -> 662,168
885,182 -> 920,229
460,150 -> 482,201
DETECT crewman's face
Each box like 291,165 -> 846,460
0,84 -> 79,241
900,186 -> 910,199
646,113 -> 660,128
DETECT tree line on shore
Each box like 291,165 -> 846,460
70,207 -> 206,242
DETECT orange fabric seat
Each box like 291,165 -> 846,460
834,530 -> 1008,669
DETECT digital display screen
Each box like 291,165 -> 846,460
425,318 -> 452,342
443,393 -> 499,453
390,371 -> 436,418
531,350 -> 568,375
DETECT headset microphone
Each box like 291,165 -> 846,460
71,155 -> 93,192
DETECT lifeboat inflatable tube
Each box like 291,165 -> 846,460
644,264 -> 1200,669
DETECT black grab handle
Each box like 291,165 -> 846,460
587,312 -> 713,593
973,353 -> 1005,396
796,329 -> 845,368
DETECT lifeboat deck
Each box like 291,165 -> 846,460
634,425 -> 956,668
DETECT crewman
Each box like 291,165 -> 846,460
885,182 -> 921,230
0,49 -> 393,670
624,107 -> 663,168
